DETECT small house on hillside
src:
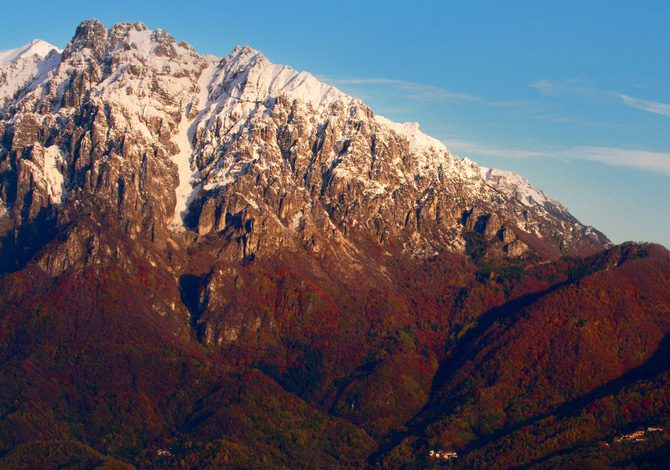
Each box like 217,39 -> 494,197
428,449 -> 458,460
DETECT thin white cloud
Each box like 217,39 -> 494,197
321,76 -> 547,113
441,139 -> 546,159
532,79 -> 670,118
616,94 -> 670,117
568,147 -> 670,174
531,78 -> 605,99
322,77 -> 478,103
441,138 -> 670,175
486,100 -> 544,111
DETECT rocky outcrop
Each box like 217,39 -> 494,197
0,19 -> 610,320
0,20 -> 210,262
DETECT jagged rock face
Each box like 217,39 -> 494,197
0,19 -> 611,342
180,66 -> 607,263
0,20 -> 207,260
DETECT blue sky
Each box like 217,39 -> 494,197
2,0 -> 669,248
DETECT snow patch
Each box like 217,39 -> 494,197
170,63 -> 220,228
480,166 -> 551,208
375,116 -> 448,154
18,145 -> 66,206
289,211 -> 302,231
126,27 -> 155,54
43,145 -> 66,204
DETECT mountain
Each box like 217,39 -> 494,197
0,19 -> 608,272
1,19 -> 668,470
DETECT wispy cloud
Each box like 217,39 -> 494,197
532,79 -> 670,118
321,75 -> 551,117
322,77 -> 479,103
441,139 -> 547,159
441,138 -> 670,175
486,100 -> 545,111
615,94 -> 670,117
568,147 -> 670,174
531,78 -> 606,99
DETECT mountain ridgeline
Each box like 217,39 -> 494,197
0,19 -> 668,470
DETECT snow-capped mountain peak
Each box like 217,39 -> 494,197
0,19 -> 611,265
374,117 -> 449,154
0,39 -> 60,68
480,166 -> 556,210
213,44 -> 351,112
0,39 -> 61,105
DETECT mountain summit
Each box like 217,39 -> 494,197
0,19 -> 608,274
2,20 -> 665,470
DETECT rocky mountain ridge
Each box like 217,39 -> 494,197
0,19 -> 608,280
